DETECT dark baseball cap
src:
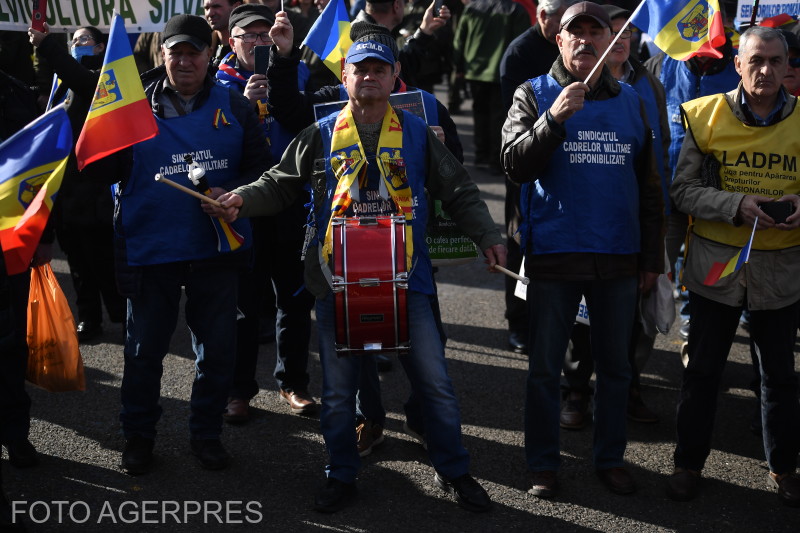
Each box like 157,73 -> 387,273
229,4 -> 276,34
162,14 -> 212,50
345,39 -> 395,65
560,1 -> 611,31
602,4 -> 631,21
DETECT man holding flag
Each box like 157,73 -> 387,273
668,25 -> 800,507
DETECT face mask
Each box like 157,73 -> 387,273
71,44 -> 95,60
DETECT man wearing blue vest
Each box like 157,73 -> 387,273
211,36 -> 506,514
214,3 -> 318,423
501,1 -> 664,498
553,3 -> 672,428
667,26 -> 800,507
266,14 -> 464,454
116,14 -> 270,475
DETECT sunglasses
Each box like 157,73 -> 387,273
789,57 -> 800,68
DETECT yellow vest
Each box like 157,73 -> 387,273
682,93 -> 800,250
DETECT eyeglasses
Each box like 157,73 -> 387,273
789,57 -> 800,68
611,29 -> 632,40
70,34 -> 95,46
232,32 -> 273,44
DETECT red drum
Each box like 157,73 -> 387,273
331,216 -> 409,355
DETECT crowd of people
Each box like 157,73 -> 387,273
2,0 -> 800,528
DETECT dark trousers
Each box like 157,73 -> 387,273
0,268 -> 31,443
674,292 -> 800,474
56,223 -> 126,325
469,81 -> 503,164
231,216 -> 314,400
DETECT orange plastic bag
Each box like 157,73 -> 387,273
26,263 -> 85,392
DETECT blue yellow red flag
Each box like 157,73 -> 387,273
75,14 -> 157,170
302,0 -> 352,81
0,106 -> 72,275
631,0 -> 727,60
702,217 -> 757,286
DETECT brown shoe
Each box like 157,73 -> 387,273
769,472 -> 800,507
627,387 -> 659,423
356,420 -> 385,457
279,388 -> 318,415
528,470 -> 558,498
222,397 -> 250,424
597,467 -> 637,495
666,468 -> 701,501
560,391 -> 590,430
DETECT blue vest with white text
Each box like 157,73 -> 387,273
317,108 -> 435,294
120,84 -> 252,265
521,74 -> 644,256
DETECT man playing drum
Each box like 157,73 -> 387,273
209,32 -> 506,513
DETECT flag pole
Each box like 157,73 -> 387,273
583,0 -> 647,85
749,0 -> 760,27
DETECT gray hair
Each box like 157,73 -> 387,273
538,0 -> 578,16
739,25 -> 788,56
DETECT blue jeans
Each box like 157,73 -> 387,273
525,277 -> 636,471
120,261 -> 239,440
317,290 -> 469,483
675,292 -> 800,474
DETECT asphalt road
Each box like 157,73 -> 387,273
2,91 -> 799,533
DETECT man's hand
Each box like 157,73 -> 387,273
270,11 -> 294,57
208,192 -> 244,223
639,271 -> 659,294
429,125 -> 445,144
243,74 -> 269,105
420,2 -> 451,35
774,194 -> 800,230
738,194 -> 778,229
27,23 -> 48,47
549,82 -> 590,124
484,244 -> 508,271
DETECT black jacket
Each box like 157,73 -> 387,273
266,45 -> 464,163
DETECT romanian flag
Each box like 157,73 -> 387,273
0,107 -> 72,275
75,14 -> 157,169
302,0 -> 352,81
702,217 -> 758,286
631,0 -> 726,60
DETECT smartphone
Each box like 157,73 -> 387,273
758,201 -> 794,224
31,0 -> 47,32
254,45 -> 269,75
433,0 -> 444,17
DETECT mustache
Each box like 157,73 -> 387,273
573,44 -> 597,58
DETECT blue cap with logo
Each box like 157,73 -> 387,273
345,40 -> 395,66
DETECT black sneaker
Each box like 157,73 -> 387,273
190,439 -> 230,470
314,478 -> 357,513
121,435 -> 154,475
434,473 -> 492,512
5,439 -> 38,468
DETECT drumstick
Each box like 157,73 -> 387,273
154,173 -> 223,208
493,264 -> 530,285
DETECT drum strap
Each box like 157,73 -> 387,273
323,104 -> 413,269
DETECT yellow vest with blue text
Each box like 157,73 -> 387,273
682,93 -> 800,250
